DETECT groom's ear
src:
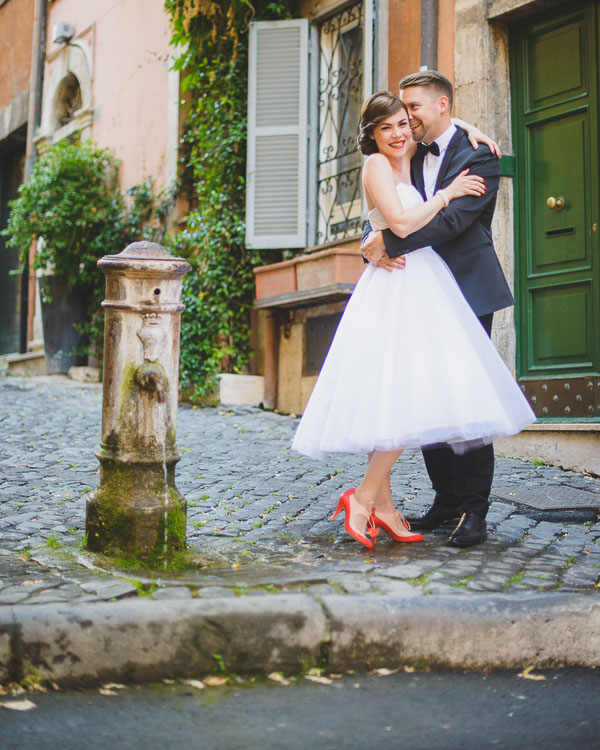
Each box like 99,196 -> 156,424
437,95 -> 450,114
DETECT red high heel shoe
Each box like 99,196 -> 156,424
372,509 -> 423,543
331,489 -> 379,549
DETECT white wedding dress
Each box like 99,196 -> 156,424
292,182 -> 535,459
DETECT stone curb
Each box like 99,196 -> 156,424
0,594 -> 327,686
1,592 -> 599,686
321,593 -> 600,671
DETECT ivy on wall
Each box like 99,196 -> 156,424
2,140 -> 172,363
164,0 -> 299,400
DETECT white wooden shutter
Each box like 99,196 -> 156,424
246,19 -> 309,248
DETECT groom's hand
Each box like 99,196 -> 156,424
361,230 -> 386,264
377,252 -> 406,272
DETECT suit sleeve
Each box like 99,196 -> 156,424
360,219 -> 373,263
361,219 -> 373,244
382,149 -> 500,257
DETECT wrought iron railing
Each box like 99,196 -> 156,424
316,1 -> 364,244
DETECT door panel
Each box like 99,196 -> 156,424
512,1 -> 599,418
0,147 -> 24,355
530,283 -> 591,367
527,21 -> 586,110
529,114 -> 588,271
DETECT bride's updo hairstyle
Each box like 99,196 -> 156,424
357,91 -> 407,155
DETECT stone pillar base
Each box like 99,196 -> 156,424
86,461 -> 186,563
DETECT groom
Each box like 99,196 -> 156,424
361,70 -> 514,547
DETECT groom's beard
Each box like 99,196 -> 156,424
409,122 -> 427,142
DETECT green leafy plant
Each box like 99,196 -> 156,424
212,653 -> 229,672
45,533 -> 61,549
2,141 -> 173,362
164,0 -> 298,400
3,141 -> 122,289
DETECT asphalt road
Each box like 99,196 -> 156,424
1,668 -> 598,749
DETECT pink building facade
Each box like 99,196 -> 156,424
38,0 -> 178,189
0,0 -> 180,365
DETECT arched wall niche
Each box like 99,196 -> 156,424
52,71 -> 82,129
37,40 -> 93,150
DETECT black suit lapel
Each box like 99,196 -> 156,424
411,150 -> 427,201
434,129 -> 463,191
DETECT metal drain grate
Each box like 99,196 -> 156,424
491,486 -> 600,511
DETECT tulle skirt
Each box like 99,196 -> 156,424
292,247 -> 535,460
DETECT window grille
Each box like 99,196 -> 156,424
316,1 -> 369,245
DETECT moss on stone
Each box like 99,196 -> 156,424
86,461 -> 187,567
85,471 -> 136,555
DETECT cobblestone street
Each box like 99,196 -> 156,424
1,374 -> 599,607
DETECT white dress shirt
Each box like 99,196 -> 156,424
422,124 -> 457,199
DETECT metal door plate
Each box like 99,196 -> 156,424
519,377 -> 600,418
492,485 -> 600,510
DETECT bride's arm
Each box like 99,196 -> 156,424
451,117 -> 501,157
363,154 -> 483,238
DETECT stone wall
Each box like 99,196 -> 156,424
0,0 -> 35,141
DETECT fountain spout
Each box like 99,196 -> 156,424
135,363 -> 167,403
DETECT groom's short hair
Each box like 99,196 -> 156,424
399,71 -> 453,109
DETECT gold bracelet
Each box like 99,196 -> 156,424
437,190 -> 449,208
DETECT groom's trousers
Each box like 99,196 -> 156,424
421,313 -> 495,519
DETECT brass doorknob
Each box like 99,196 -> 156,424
547,196 -> 565,211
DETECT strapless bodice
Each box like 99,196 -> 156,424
367,182 -> 424,230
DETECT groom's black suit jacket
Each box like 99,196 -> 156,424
361,128 -> 514,318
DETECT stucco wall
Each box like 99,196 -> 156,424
0,0 -> 34,110
387,0 -> 422,88
0,0 -> 35,139
42,0 -> 174,190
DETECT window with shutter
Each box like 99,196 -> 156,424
245,19 -> 309,249
245,3 -> 373,251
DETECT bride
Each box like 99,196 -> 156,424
292,91 -> 534,549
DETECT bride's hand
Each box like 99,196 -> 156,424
452,117 -> 502,159
361,230 -> 386,264
466,128 -> 501,157
455,119 -> 502,157
377,252 -> 406,272
444,169 -> 486,202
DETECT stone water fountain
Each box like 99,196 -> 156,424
86,241 -> 191,562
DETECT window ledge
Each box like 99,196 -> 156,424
303,235 -> 362,254
254,244 -> 364,307
522,422 -> 600,433
254,282 -> 356,309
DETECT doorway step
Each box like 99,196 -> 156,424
1,342 -> 45,376
496,423 -> 600,476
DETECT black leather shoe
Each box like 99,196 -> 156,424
448,511 -> 487,547
404,504 -> 462,530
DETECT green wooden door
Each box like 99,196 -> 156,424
511,1 -> 600,418
0,145 -> 24,355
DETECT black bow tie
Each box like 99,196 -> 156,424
418,141 -> 440,157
